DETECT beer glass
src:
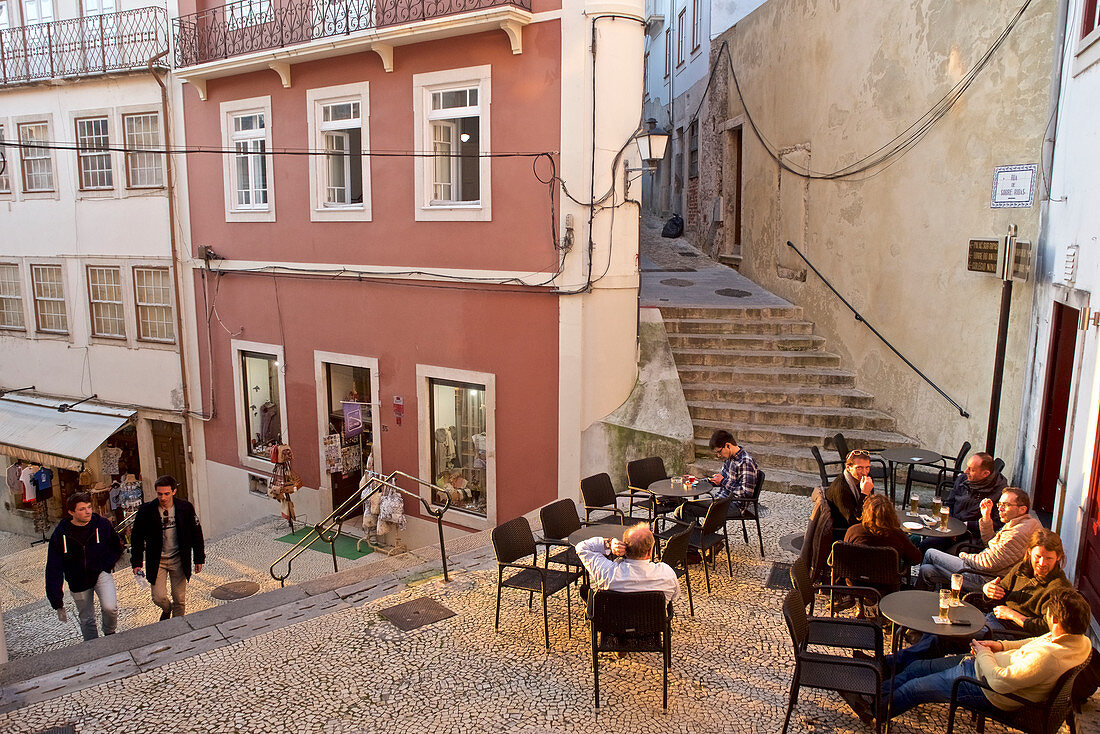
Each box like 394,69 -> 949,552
671,476 -> 683,491
940,504 -> 950,531
910,494 -> 920,515
950,573 -> 963,603
939,589 -> 951,619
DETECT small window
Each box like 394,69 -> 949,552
0,263 -> 24,330
83,0 -> 113,15
429,378 -> 487,518
688,119 -> 699,179
23,0 -> 52,24
320,101 -> 362,207
0,3 -> 8,33
241,351 -> 281,459
232,112 -> 268,210
692,0 -> 701,51
76,117 -> 113,191
87,265 -> 125,338
0,124 -> 10,193
1084,0 -> 1099,39
677,9 -> 686,66
124,113 -> 164,188
19,122 -> 54,193
428,86 -> 480,205
31,264 -> 67,334
133,266 -> 174,343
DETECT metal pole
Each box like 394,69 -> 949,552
986,224 -> 1018,455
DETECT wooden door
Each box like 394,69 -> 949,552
151,420 -> 188,502
1033,302 -> 1078,514
1077,410 -> 1100,621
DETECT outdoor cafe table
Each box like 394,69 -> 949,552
567,524 -> 625,547
645,478 -> 714,500
899,512 -> 968,540
879,589 -> 987,732
879,447 -> 943,505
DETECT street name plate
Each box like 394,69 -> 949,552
991,164 -> 1037,208
968,238 -> 1000,274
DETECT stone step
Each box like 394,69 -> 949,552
697,442 -> 839,475
662,317 -> 815,336
666,333 -> 826,352
686,458 -> 819,496
659,305 -> 804,320
690,417 -> 917,450
672,348 -> 842,368
681,383 -> 875,409
676,365 -> 858,387
686,401 -> 898,431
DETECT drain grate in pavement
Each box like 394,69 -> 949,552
715,288 -> 752,298
660,278 -> 694,287
210,580 -> 262,600
379,597 -> 456,631
34,727 -> 75,734
765,562 -> 793,591
678,251 -> 700,257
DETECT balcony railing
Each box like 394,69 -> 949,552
173,0 -> 532,67
0,7 -> 169,85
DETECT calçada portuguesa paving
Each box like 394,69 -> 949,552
2,494 -> 1100,733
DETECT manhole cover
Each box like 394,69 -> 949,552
210,580 -> 262,600
660,278 -> 694,287
765,562 -> 793,591
33,727 -> 75,734
715,288 -> 752,298
778,532 -> 804,555
380,597 -> 456,631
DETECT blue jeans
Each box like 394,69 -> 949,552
889,656 -> 999,718
886,612 -> 1024,671
917,549 -> 986,592
70,571 -> 119,641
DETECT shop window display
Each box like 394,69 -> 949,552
323,363 -> 372,511
242,351 -> 281,459
429,379 -> 486,517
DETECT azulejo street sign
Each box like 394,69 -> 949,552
991,164 -> 1037,208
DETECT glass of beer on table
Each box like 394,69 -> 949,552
939,589 -> 951,619
940,503 -> 950,530
910,494 -> 920,515
931,496 -> 942,518
950,573 -> 963,603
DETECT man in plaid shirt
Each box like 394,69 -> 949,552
674,429 -> 758,522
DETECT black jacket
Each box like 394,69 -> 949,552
130,499 -> 205,584
45,514 -> 123,609
825,473 -> 866,532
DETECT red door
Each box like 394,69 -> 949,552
1033,302 -> 1078,514
1078,418 -> 1100,621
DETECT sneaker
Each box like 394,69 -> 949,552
832,594 -> 858,613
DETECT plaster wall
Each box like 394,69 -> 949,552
702,0 -> 1057,465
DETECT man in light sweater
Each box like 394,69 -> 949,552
575,523 -> 680,604
918,487 -> 1040,593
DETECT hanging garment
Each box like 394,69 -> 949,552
323,434 -> 343,474
31,467 -> 54,500
376,487 -> 407,535
101,446 -> 122,475
20,465 -> 36,503
6,462 -> 22,501
108,482 -> 122,510
33,499 -> 49,534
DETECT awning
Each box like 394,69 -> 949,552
0,398 -> 134,471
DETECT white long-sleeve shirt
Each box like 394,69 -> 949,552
575,536 -> 681,603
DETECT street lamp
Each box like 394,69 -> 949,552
624,127 -> 671,198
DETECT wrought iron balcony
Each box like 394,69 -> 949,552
174,0 -> 532,67
0,7 -> 169,85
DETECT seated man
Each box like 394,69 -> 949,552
883,587 -> 1092,721
917,487 -> 1039,593
825,449 -> 875,535
674,429 -> 758,523
574,522 -> 680,604
919,452 -> 1007,552
888,528 -> 1070,671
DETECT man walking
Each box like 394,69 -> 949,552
131,475 -> 205,619
45,492 -> 124,640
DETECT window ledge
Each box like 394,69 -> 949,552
311,205 -> 372,223
416,203 -> 491,222
1072,25 -> 1100,77
227,208 -> 276,223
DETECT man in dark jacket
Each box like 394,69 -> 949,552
131,475 -> 204,619
920,452 -> 1007,551
45,491 -> 124,640
825,449 -> 876,535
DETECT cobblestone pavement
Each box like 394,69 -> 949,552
2,493 -> 1097,733
0,517 -> 382,660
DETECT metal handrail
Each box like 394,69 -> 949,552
269,469 -> 452,587
786,240 -> 970,418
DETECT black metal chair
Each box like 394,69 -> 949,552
789,557 -> 882,651
829,541 -> 902,617
935,454 -> 1007,500
589,589 -> 672,709
537,499 -> 585,574
492,516 -> 581,649
811,446 -> 844,486
906,440 -> 971,495
833,432 -> 890,487
626,456 -> 674,521
656,496 -> 732,593
945,656 -> 1090,734
656,521 -> 696,616
726,469 -> 765,557
579,473 -> 641,524
780,588 -> 884,734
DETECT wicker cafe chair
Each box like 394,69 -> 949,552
780,589 -> 884,734
656,521 -> 696,616
789,557 -> 882,652
656,496 -> 732,593
626,456 -> 674,521
833,432 -> 890,490
811,446 -> 844,486
590,590 -> 672,709
828,542 -> 901,617
579,473 -> 639,525
908,440 -> 971,497
726,469 -> 765,557
537,499 -> 586,574
492,516 -> 581,649
946,657 -> 1090,734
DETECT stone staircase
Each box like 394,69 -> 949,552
661,304 -> 917,495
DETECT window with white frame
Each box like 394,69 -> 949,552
23,0 -> 52,24
221,97 -> 274,221
692,0 -> 701,50
87,265 -> 124,338
0,124 -> 10,193
676,9 -> 686,65
307,83 -> 370,221
0,264 -> 24,330
123,113 -> 163,188
76,117 -> 113,190
0,2 -> 9,31
664,28 -> 671,77
31,264 -> 67,334
83,0 -> 114,14
1084,0 -> 1099,39
241,350 -> 281,459
413,67 -> 491,221
19,122 -> 53,193
133,266 -> 174,343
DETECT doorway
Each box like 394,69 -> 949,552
724,126 -> 743,259
1033,301 -> 1079,514
323,363 -> 374,512
151,420 -> 188,502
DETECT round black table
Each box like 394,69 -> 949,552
567,524 -> 624,546
899,512 -> 967,539
646,478 -> 714,499
880,447 -> 943,505
879,590 -> 986,731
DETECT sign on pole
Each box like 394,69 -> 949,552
967,238 -> 1000,274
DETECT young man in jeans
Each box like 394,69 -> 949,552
131,475 -> 205,619
45,491 -> 124,640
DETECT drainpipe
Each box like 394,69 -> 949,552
147,49 -> 195,471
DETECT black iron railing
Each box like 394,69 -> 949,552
0,7 -> 168,85
786,240 -> 970,418
174,0 -> 531,67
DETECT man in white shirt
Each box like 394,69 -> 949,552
574,523 -> 680,603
